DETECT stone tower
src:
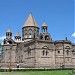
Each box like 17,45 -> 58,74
39,22 -> 52,41
2,28 -> 17,67
6,28 -> 12,39
22,13 -> 39,40
4,28 -> 14,44
42,22 -> 48,33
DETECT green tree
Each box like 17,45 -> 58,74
0,43 -> 2,47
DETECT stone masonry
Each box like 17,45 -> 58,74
1,13 -> 75,68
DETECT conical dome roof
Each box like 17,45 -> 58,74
42,22 -> 48,27
23,13 -> 38,27
15,32 -> 20,36
6,28 -> 12,33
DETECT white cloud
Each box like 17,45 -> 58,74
0,36 -> 6,40
0,36 -> 14,45
72,32 -> 75,38
0,36 -> 14,41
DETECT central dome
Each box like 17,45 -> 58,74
23,13 -> 38,28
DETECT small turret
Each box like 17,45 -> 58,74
42,22 -> 48,33
6,28 -> 12,39
14,32 -> 21,41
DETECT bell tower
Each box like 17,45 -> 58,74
42,22 -> 48,33
14,32 -> 21,41
39,22 -> 52,41
6,28 -> 12,39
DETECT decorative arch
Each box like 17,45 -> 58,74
72,49 -> 75,53
45,35 -> 50,40
42,45 -> 49,49
28,29 -> 32,33
65,46 -> 70,49
40,35 -> 43,40
24,29 -> 28,33
33,29 -> 36,33
25,33 -> 28,38
72,49 -> 75,56
42,46 -> 49,56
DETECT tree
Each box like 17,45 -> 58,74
0,43 -> 1,47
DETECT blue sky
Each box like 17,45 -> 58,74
0,0 -> 75,43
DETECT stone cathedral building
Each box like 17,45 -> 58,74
1,13 -> 75,68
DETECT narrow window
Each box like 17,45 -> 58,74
46,50 -> 48,56
25,34 -> 27,38
73,53 -> 75,56
27,47 -> 31,56
43,50 -> 45,56
45,35 -> 49,40
40,35 -> 43,39
34,34 -> 35,38
19,56 -> 20,63
66,50 -> 69,55
29,34 -> 31,38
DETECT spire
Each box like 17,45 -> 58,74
15,32 -> 21,41
42,22 -> 48,27
6,28 -> 12,33
23,13 -> 38,28
15,32 -> 20,37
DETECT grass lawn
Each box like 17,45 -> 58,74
0,70 -> 72,75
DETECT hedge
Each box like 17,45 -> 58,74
0,68 -> 74,72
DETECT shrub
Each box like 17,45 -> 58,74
0,68 -> 73,72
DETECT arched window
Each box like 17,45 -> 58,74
27,47 -> 31,56
72,50 -> 75,56
34,33 -> 35,38
45,35 -> 49,40
42,50 -> 48,56
25,29 -> 27,32
43,50 -> 45,56
25,34 -> 27,38
29,29 -> 32,33
66,50 -> 69,55
42,46 -> 49,56
46,50 -> 48,56
7,41 -> 12,44
40,35 -> 43,40
29,34 -> 31,38
19,56 -> 20,62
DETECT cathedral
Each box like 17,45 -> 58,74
1,13 -> 75,68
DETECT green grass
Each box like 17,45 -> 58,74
0,70 -> 72,75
